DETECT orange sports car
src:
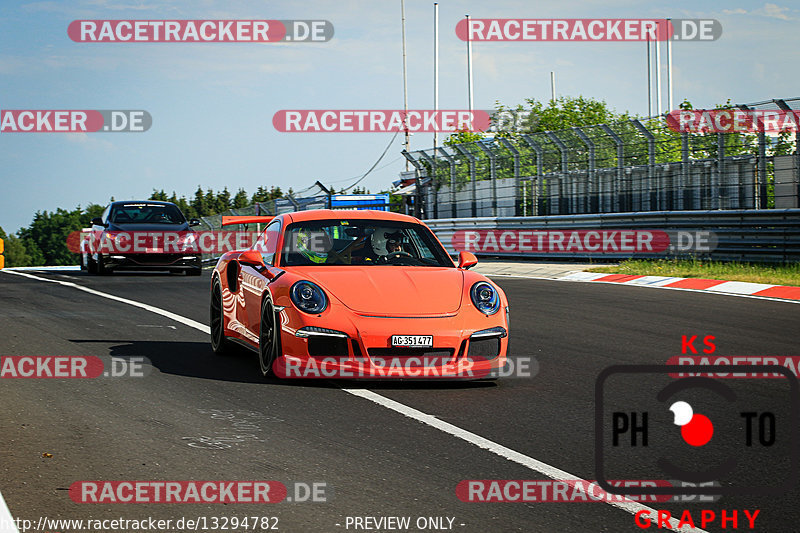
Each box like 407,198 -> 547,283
209,209 -> 509,379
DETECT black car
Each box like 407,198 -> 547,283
80,200 -> 203,275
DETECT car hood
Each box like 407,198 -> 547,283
108,222 -> 190,232
294,266 -> 464,316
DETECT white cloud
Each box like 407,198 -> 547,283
63,132 -> 115,150
761,3 -> 792,20
720,3 -> 795,20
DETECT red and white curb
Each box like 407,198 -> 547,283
562,272 -> 800,303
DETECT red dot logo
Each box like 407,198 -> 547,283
669,401 -> 714,447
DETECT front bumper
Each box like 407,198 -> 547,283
274,306 -> 509,379
102,253 -> 202,271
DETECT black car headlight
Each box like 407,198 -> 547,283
470,281 -> 500,315
291,281 -> 328,314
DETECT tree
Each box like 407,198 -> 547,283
150,189 -> 168,201
190,186 -> 209,217
232,188 -> 249,208
0,226 -> 32,267
444,129 -> 486,146
251,186 -> 271,204
213,187 -> 232,213
168,192 -> 195,219
16,205 -> 103,266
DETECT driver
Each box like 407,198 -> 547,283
371,228 -> 413,263
386,238 -> 402,254
294,229 -> 331,264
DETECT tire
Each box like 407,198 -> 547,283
87,255 -> 98,274
187,268 -> 202,276
96,254 -> 111,275
80,253 -> 87,271
210,279 -> 232,355
258,295 -> 280,377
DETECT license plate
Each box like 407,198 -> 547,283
391,335 -> 433,348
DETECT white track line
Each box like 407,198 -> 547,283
341,389 -> 705,533
3,270 -> 209,333
0,489 -> 20,533
1,269 -> 705,533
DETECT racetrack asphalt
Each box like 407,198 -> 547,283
1,267 -> 799,532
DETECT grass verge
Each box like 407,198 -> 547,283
586,259 -> 800,286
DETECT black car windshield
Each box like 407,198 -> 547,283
280,220 -> 454,267
110,204 -> 186,224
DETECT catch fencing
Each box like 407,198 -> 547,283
402,98 -> 800,219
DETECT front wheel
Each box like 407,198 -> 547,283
259,296 -> 280,377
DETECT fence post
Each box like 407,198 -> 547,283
418,150 -> 439,219
521,134 -> 543,216
546,131 -> 569,214
401,149 -> 427,218
437,147 -> 458,218
681,132 -> 689,209
455,144 -> 478,217
477,140 -> 498,217
600,124 -> 624,214
631,119 -> 655,212
286,194 -> 300,212
716,132 -> 725,210
774,98 -> 799,208
499,137 -> 521,216
758,130 -> 767,209
573,127 -> 596,214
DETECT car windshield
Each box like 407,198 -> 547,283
280,220 -> 454,267
110,203 -> 186,224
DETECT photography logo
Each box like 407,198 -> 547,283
595,365 -> 799,496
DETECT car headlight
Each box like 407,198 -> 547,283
291,281 -> 328,314
470,281 -> 500,315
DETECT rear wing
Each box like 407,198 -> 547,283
221,216 -> 274,227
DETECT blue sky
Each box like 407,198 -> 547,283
0,0 -> 797,232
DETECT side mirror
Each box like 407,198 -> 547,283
458,251 -> 478,270
91,217 -> 104,226
189,218 -> 201,227
238,249 -> 265,269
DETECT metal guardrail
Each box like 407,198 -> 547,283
425,210 -> 800,263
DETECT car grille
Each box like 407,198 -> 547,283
307,336 -> 350,358
126,254 -> 185,265
467,337 -> 501,359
